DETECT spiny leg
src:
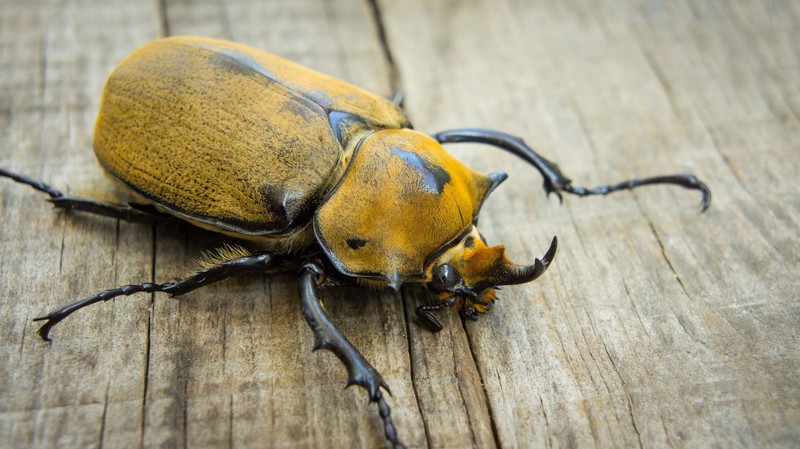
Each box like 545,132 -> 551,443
432,128 -> 712,211
35,252 -> 281,340
0,167 -> 172,223
298,263 -> 404,449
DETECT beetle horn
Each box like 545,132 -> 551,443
498,236 -> 558,285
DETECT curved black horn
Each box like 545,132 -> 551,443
502,236 -> 558,285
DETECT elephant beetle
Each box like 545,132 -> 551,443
0,37 -> 711,448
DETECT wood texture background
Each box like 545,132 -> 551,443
1,1 -> 797,448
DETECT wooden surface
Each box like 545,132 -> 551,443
1,1 -> 798,448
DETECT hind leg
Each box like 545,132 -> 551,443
1,167 -> 172,223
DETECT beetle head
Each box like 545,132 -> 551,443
425,226 -> 557,318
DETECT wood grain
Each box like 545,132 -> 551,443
1,1 -> 797,448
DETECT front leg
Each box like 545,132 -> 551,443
432,128 -> 711,210
298,263 -> 404,449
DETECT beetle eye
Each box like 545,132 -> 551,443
430,264 -> 459,291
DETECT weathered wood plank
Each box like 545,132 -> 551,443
1,0 -> 798,448
0,2 -> 162,449
380,0 -> 800,448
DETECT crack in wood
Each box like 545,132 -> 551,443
659,411 -> 676,449
646,221 -> 690,300
228,395 -> 234,449
622,279 -> 651,339
98,381 -> 110,449
139,227 -> 157,449
222,307 -> 228,377
158,0 -> 170,37
365,0 -> 402,95
400,289 -> 433,448
579,310 -> 613,397
601,339 -> 644,449
19,319 -> 28,358
462,320 -> 502,449
540,396 -> 553,449
58,220 -> 66,276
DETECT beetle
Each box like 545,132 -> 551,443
0,37 -> 710,448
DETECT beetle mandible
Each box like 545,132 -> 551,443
0,37 -> 711,448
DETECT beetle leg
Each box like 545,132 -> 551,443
0,168 -> 173,223
33,252 -> 281,341
415,304 -> 446,332
298,263 -> 405,449
48,198 -> 174,223
416,293 -> 462,332
432,128 -> 712,211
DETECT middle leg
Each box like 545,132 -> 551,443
35,251 -> 283,340
0,167 -> 174,223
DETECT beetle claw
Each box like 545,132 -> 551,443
545,183 -> 564,204
416,304 -> 446,332
417,309 -> 444,332
32,314 -> 59,341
